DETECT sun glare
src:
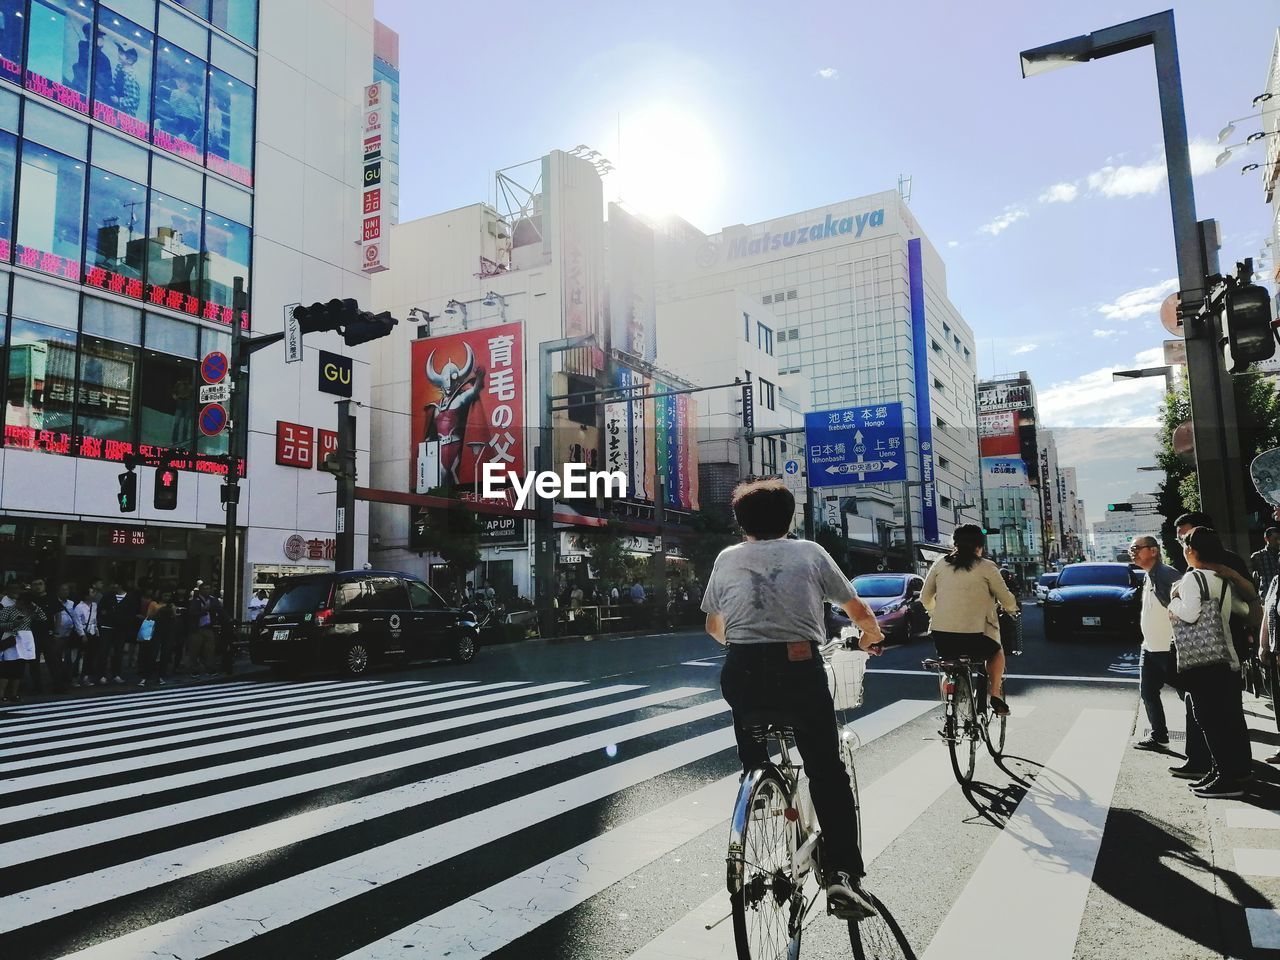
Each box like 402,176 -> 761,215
614,104 -> 724,225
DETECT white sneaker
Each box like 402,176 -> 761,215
112,675 -> 125,684
826,872 -> 877,921
138,679 -> 147,687
99,677 -> 110,685
157,678 -> 167,685
82,677 -> 95,687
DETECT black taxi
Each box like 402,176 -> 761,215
250,570 -> 480,677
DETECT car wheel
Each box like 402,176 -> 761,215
453,632 -> 478,663
342,641 -> 371,676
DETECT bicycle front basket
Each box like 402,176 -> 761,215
826,645 -> 868,710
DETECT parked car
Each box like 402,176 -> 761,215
825,573 -> 928,643
1042,562 -> 1141,642
1034,573 -> 1059,605
250,570 -> 481,677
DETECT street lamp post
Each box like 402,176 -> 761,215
1112,365 -> 1176,394
1020,10 -> 1251,560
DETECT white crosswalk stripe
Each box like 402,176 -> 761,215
0,670 -> 1217,960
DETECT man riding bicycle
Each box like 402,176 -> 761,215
702,479 -> 885,919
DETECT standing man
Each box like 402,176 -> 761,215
97,583 -> 139,685
1251,527 -> 1280,598
246,590 -> 268,622
185,583 -> 218,678
629,580 -> 646,604
43,583 -> 76,694
74,589 -> 100,687
1129,536 -> 1181,751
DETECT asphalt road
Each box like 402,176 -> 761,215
1,601 -> 1277,959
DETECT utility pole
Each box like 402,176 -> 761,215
901,480 -> 915,574
655,479 -> 667,630
220,277 -> 248,631
334,400 -> 357,570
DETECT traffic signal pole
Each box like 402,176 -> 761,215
220,278 -> 247,629
335,399 -> 357,570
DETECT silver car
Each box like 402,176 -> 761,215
1034,573 -> 1059,605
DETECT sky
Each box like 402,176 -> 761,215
374,0 -> 1279,527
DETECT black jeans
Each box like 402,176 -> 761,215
95,627 -> 125,678
1139,649 -> 1176,740
720,642 -> 864,878
1183,663 -> 1251,779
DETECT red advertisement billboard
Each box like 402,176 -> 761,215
410,322 -> 526,488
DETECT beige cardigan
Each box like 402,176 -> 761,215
920,557 -> 1019,644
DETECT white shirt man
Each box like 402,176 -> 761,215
1129,536 -> 1181,751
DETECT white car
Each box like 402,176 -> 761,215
1034,573 -> 1059,605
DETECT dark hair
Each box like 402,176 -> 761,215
731,478 -> 795,539
1175,512 -> 1213,530
1183,526 -> 1226,565
945,524 -> 986,571
1266,527 -> 1280,538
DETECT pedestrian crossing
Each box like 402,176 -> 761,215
0,671 -> 1268,959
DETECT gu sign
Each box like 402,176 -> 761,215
360,82 -> 390,274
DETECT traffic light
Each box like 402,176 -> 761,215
154,466 -> 179,510
292,299 -> 355,334
117,471 -> 137,512
343,309 -> 398,346
1107,503 -> 1133,512
1221,280 -> 1275,374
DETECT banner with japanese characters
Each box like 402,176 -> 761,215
360,82 -> 390,273
410,322 -> 525,489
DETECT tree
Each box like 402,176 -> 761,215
813,522 -> 846,571
1156,372 -> 1280,561
410,486 -> 481,589
682,511 -> 739,584
582,521 -> 632,589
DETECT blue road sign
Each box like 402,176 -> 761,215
199,403 -> 228,437
804,402 -> 906,488
201,351 -> 229,384
784,459 -> 800,475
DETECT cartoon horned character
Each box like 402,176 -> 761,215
423,344 -> 486,486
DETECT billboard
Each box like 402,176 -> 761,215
360,82 -> 390,274
978,381 -> 1033,412
607,203 -> 657,361
979,410 -> 1021,458
981,456 -> 1029,487
410,322 -> 525,489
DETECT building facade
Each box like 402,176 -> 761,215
1090,494 -> 1160,562
654,191 -> 980,563
371,18 -> 398,226
0,0 -> 376,604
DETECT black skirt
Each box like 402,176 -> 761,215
932,631 -> 1000,660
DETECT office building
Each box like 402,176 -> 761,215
0,0 -> 377,601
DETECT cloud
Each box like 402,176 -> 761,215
979,206 -> 1028,236
1084,139 -> 1219,198
1093,329 -> 1120,339
1038,182 -> 1079,204
1096,277 -> 1178,322
1011,343 -> 1038,355
947,240 -> 960,248
816,67 -> 838,79
1038,347 -> 1167,430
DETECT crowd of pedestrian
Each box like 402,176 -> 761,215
0,578 -> 230,702
1131,510 -> 1275,800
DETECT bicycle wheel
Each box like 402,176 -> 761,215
841,732 -> 862,853
984,710 -> 1007,758
946,673 -> 977,786
848,889 -> 917,959
730,771 -> 804,960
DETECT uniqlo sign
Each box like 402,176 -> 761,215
317,429 -> 339,470
276,421 -> 315,468
360,82 -> 389,274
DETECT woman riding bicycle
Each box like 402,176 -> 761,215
702,479 -> 884,919
921,523 -> 1019,716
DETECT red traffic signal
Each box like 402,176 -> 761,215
154,466 -> 179,510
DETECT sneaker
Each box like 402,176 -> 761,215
81,677 -> 95,687
1169,763 -> 1211,780
1134,737 -> 1169,751
192,673 -> 205,680
98,677 -> 110,686
1264,751 -> 1280,765
112,675 -> 124,684
1189,770 -> 1219,791
825,872 -> 877,921
138,679 -> 147,687
1193,777 -> 1245,799
70,678 -> 81,688
157,678 -> 166,686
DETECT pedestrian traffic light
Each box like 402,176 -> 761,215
1107,503 -> 1133,512
154,466 -> 179,510
117,471 -> 137,512
343,309 -> 399,346
1221,279 -> 1275,374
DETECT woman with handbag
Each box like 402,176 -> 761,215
0,593 -> 47,703
1168,526 -> 1252,799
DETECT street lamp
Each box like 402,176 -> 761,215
1112,365 -> 1176,393
1020,11 -> 1251,559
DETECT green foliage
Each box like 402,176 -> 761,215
412,486 -> 481,577
1156,371 -> 1280,559
683,510 -> 740,583
813,522 -> 846,569
582,521 -> 632,587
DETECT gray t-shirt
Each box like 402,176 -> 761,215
700,539 -> 858,645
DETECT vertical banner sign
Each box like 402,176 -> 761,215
907,238 -> 939,542
665,387 -> 680,508
687,394 -> 700,511
630,369 -> 649,500
410,321 -> 525,489
360,82 -> 390,274
676,393 -> 692,510
606,203 -> 658,361
654,380 -> 670,504
604,387 -> 631,484
284,303 -> 302,363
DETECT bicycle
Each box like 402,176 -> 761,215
921,655 -> 1006,786
725,635 -> 916,960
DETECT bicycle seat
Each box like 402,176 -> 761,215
921,657 -> 977,670
738,709 -> 803,742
